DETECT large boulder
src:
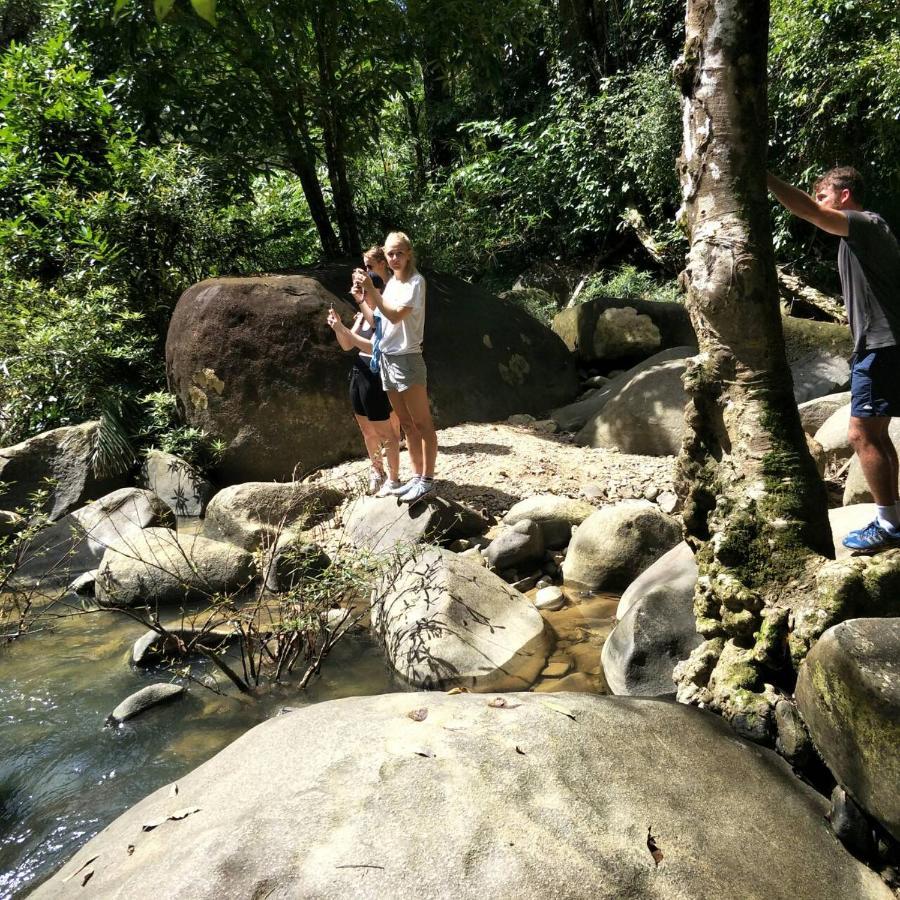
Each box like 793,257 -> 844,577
551,346 -> 691,433
0,422 -> 127,521
11,487 -> 172,588
166,268 -> 578,482
200,481 -> 343,550
551,296 -> 697,364
602,542 -> 701,697
796,618 -> 900,841
790,350 -> 850,404
34,692 -> 891,900
345,495 -> 488,555
562,500 -> 682,592
591,306 -> 661,362
575,358 -> 687,454
483,519 -> 544,571
372,547 -> 549,690
141,450 -> 214,517
616,540 -> 696,620
95,528 -> 255,608
798,391 -> 851,436
503,494 -> 595,548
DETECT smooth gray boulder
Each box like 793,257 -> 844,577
798,391 -> 851,436
575,358 -> 687,455
372,547 -> 549,690
551,346 -> 691,433
346,495 -> 488,555
562,500 -> 682,592
484,519 -> 544,571
790,350 -> 850,404
106,683 -> 185,725
503,495 -> 595,548
264,533 -> 331,592
0,421 -> 128,520
95,528 -> 255,608
11,488 -> 172,588
602,555 -> 702,697
36,692 -> 891,900
616,540 -> 696,620
796,618 -> 900,841
200,482 -> 343,550
814,405 -> 852,466
142,449 -> 214,517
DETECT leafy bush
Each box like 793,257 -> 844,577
579,264 -> 681,305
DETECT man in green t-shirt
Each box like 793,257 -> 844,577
768,167 -> 900,552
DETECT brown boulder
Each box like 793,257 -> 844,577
166,265 -> 578,482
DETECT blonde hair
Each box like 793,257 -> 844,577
363,245 -> 387,268
385,231 -> 417,272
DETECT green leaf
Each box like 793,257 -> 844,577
189,0 -> 217,25
113,0 -> 130,17
154,0 -> 176,21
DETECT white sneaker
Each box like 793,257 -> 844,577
368,469 -> 385,494
376,479 -> 404,498
399,478 -> 436,504
387,476 -> 419,497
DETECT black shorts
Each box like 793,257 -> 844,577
850,346 -> 900,417
350,360 -> 392,421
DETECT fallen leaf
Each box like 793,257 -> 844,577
82,870 -> 94,887
540,700 -> 577,721
647,827 -> 663,867
515,746 -> 526,755
169,784 -> 179,797
413,749 -> 435,758
126,845 -> 135,856
63,856 -> 99,883
169,806 -> 201,821
407,708 -> 428,722
446,687 -> 469,695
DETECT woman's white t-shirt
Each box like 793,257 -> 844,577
377,272 -> 426,355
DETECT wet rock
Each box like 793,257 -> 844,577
503,495 -> 595,548
11,488 -> 173,588
0,421 -> 128,521
345,495 -> 488,555
372,547 -> 549,691
106,683 -> 185,725
96,528 -> 255,608
796,618 -> 900,841
141,450 -> 215,517
562,500 -> 682,592
201,482 -> 343,551
39,692 -> 892,900
534,586 -> 565,611
484,519 -> 544,571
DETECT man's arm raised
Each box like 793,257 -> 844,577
767,173 -> 849,237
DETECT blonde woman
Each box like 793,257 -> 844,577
326,246 -> 401,494
351,232 -> 438,503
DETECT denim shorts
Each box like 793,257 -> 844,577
380,352 -> 427,393
850,346 -> 900,417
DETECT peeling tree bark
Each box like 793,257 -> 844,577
672,0 -> 834,741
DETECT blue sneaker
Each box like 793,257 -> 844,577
841,520 -> 900,553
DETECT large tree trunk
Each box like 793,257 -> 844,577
671,0 -> 833,740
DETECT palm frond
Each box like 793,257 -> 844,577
89,395 -> 137,479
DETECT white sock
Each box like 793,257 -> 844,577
876,505 -> 900,530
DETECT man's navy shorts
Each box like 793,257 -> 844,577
850,346 -> 900,417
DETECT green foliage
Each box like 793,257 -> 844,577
139,391 -> 225,470
579,264 -> 681,305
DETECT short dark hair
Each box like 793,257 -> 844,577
814,166 -> 865,204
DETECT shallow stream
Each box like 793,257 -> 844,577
0,587 -> 616,897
